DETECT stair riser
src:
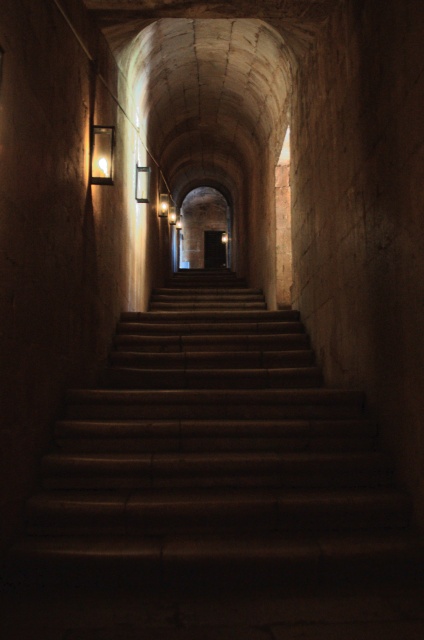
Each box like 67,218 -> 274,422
150,295 -> 265,302
7,536 -> 423,589
152,289 -> 263,296
162,285 -> 249,290
150,303 -> 267,311
100,368 -> 323,390
109,351 -> 315,369
55,436 -> 376,454
41,452 -> 392,488
121,310 -> 300,322
27,502 -> 410,536
55,418 -> 377,437
42,472 -> 393,490
54,418 -> 377,453
117,322 -> 304,336
65,404 -> 364,420
164,280 -> 247,286
114,336 -> 310,353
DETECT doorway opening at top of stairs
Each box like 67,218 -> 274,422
204,230 -> 227,268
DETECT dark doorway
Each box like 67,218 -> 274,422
204,230 -> 227,268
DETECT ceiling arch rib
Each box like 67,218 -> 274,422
172,165 -> 241,210
176,178 -> 234,210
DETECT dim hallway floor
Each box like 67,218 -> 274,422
1,579 -> 424,639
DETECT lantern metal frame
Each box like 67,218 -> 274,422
135,165 -> 151,203
159,193 -> 170,217
90,125 -> 115,185
168,206 -> 177,225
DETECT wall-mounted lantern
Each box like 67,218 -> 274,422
176,216 -> 183,231
135,165 -> 151,203
221,232 -> 229,244
168,206 -> 177,225
90,125 -> 115,185
159,193 -> 169,217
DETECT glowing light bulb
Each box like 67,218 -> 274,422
98,157 -> 109,176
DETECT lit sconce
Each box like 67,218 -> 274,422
135,165 -> 151,203
90,125 -> 115,185
168,206 -> 177,225
221,232 -> 229,244
159,193 -> 169,217
176,216 -> 183,231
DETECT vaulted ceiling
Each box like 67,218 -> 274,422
84,1 -> 338,52
83,1 -> 337,202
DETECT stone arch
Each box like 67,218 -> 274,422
178,186 -> 231,269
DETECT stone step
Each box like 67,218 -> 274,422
170,270 -> 239,277
114,333 -> 310,353
40,451 -> 393,490
6,530 -> 423,587
120,310 -> 299,323
54,418 -> 378,453
116,321 -> 304,335
171,273 -> 238,278
109,349 -> 315,370
25,488 -> 411,536
150,294 -> 265,303
149,302 -> 267,310
64,388 -> 365,421
101,366 -> 323,390
175,268 -> 237,274
165,280 -> 248,288
152,288 -> 263,296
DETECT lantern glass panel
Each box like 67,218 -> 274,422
91,126 -> 114,184
159,193 -> 169,217
169,206 -> 177,224
135,166 -> 150,202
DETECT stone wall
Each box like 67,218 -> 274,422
0,0 -> 164,550
275,162 -> 292,308
247,149 -> 276,308
291,0 -> 424,526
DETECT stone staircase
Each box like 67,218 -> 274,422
4,269 -> 423,587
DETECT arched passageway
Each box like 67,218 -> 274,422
3,0 -> 424,556
117,17 -> 294,306
178,187 -> 231,270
